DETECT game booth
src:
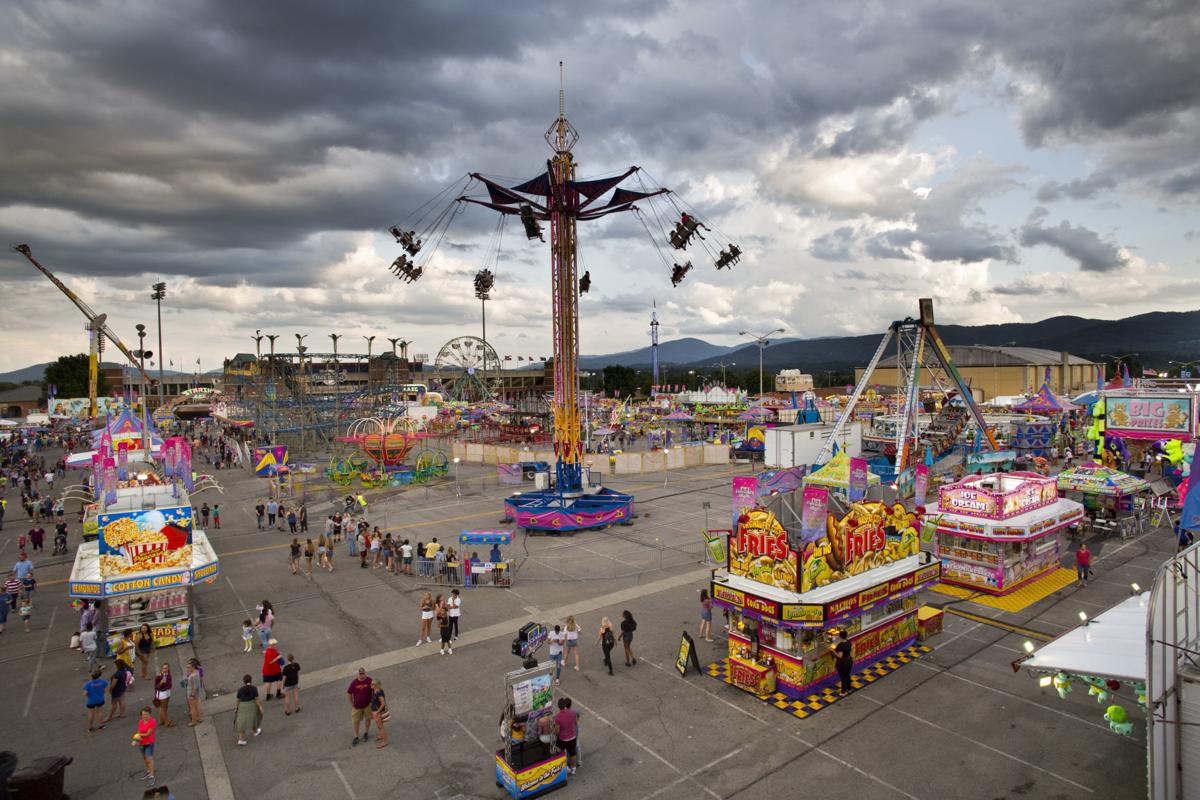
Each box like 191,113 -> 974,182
710,487 -> 940,703
68,483 -> 220,652
1056,462 -> 1150,537
459,530 -> 515,587
926,472 -> 1084,595
496,628 -> 568,799
802,451 -> 880,501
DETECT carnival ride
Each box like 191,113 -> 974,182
13,245 -> 155,418
817,298 -> 1000,472
433,335 -> 502,402
384,65 -> 743,532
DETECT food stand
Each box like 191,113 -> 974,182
711,494 -> 939,700
496,661 -> 568,799
67,483 -> 220,651
927,472 -> 1083,595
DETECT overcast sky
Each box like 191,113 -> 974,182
1,0 -> 1198,372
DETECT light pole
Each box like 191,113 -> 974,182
1101,352 -> 1140,383
474,269 -> 494,345
364,335 -> 376,395
1170,359 -> 1200,379
266,334 -> 279,445
453,456 -> 461,496
714,360 -> 735,387
739,328 -> 785,399
134,324 -> 153,451
152,282 -> 166,405
295,334 -> 308,448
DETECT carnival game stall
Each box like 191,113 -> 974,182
927,472 -> 1083,595
1056,462 -> 1150,536
68,483 -> 220,652
803,450 -> 880,500
711,490 -> 939,701
1018,591 -> 1148,737
459,530 -> 515,587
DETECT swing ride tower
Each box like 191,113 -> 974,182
388,65 -> 741,530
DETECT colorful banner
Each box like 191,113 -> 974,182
801,502 -> 920,592
756,465 -> 808,496
732,476 -> 758,528
848,457 -> 869,501
506,503 -> 631,531
729,509 -> 799,591
97,506 -> 193,578
801,485 -> 829,543
914,464 -> 929,506
253,445 -> 289,476
1105,394 -> 1195,440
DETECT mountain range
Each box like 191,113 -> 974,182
582,310 -> 1200,370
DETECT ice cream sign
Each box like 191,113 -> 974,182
97,506 -> 193,578
941,487 -> 997,518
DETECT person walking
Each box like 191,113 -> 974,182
262,638 -> 284,699
106,660 -> 131,722
80,621 -> 99,671
233,675 -> 263,746
212,504 -> 221,530
183,660 -> 204,726
597,617 -> 616,676
133,707 -> 157,785
241,618 -> 255,653
317,534 -> 329,571
832,630 -> 853,695
619,610 -> 638,667
370,679 -> 390,749
400,539 -> 413,575
1076,542 -> 1092,587
84,669 -> 108,732
289,538 -> 301,575
256,601 -> 274,648
358,529 -> 369,568
135,624 -> 156,678
554,697 -> 580,775
287,509 -> 297,534
348,667 -> 374,746
255,501 -> 266,530
437,595 -> 454,655
565,616 -> 581,671
4,570 -> 20,612
200,503 -> 210,528
698,589 -> 714,642
298,504 -> 308,534
416,592 -> 434,646
448,589 -> 462,639
282,654 -> 301,715
304,538 -> 315,576
154,664 -> 175,728
548,625 -> 565,683
266,499 -> 278,529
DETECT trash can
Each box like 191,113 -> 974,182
0,751 -> 18,800
6,755 -> 71,800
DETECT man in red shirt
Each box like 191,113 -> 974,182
554,697 -> 580,775
347,667 -> 374,745
262,639 -> 284,700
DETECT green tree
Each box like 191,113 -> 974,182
43,353 -> 108,398
601,364 -> 641,398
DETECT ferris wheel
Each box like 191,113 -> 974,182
433,335 -> 502,402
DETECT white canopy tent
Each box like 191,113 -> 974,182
1022,592 -> 1148,682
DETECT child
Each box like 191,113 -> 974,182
241,620 -> 254,653
212,504 -> 221,530
81,622 -> 99,672
19,595 -> 32,632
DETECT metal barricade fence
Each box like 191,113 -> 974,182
415,558 -> 515,588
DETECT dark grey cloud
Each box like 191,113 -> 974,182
1161,168 -> 1200,198
1036,175 -> 1117,203
992,278 -> 1070,296
809,227 -> 858,261
1019,218 -> 1129,273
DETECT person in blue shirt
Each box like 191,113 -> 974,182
489,543 -> 502,563
85,669 -> 108,732
13,552 -> 33,581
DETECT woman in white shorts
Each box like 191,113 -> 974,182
565,615 -> 582,671
416,591 -> 434,646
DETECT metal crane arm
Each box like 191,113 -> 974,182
13,244 -> 154,386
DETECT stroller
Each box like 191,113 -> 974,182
53,531 -> 68,555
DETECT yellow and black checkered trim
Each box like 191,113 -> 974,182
705,644 -> 932,719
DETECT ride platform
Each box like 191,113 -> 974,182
504,486 -> 634,533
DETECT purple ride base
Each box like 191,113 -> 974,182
504,487 -> 635,533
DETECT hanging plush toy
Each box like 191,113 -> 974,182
1133,682 -> 1147,710
1082,675 -> 1109,704
1053,672 -> 1073,699
1092,399 -> 1106,456
1104,704 -> 1134,736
